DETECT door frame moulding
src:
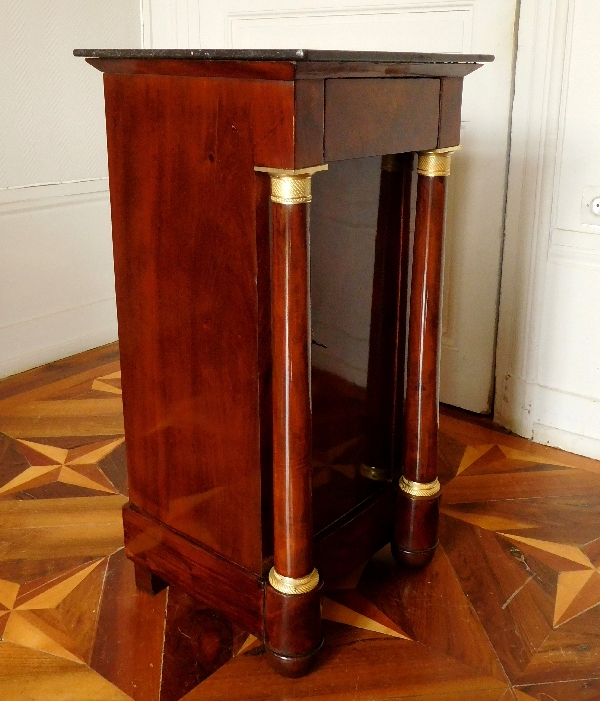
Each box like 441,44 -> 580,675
140,0 -> 202,49
494,0 -> 574,437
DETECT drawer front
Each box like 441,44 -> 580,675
324,77 -> 440,161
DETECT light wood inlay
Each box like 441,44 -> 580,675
441,508 -> 535,532
16,560 -> 104,610
0,580 -> 20,609
4,611 -> 84,662
457,444 -> 496,475
322,597 -> 410,639
554,570 -> 596,625
498,534 -> 594,569
235,635 -> 261,656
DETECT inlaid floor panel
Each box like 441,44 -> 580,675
0,342 -> 599,700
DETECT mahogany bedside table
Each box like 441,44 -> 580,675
75,48 -> 492,676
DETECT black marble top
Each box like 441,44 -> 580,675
73,48 -> 494,64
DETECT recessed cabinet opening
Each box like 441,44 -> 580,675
310,156 -> 415,536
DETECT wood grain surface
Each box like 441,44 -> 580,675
1,345 -> 599,699
103,72 -> 299,574
324,78 -> 440,160
270,202 -> 313,581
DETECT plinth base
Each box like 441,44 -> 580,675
266,639 -> 324,677
391,542 -> 438,568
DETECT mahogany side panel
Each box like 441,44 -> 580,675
324,78 -> 440,161
123,504 -> 265,637
438,77 -> 464,147
104,74 -> 295,574
364,153 -> 414,480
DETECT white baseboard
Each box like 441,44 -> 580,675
497,378 -> 600,461
494,374 -> 535,439
0,177 -> 118,381
532,423 -> 600,462
0,298 -> 118,379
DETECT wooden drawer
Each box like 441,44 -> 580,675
324,77 -> 440,161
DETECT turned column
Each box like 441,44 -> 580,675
255,165 -> 327,677
393,147 -> 459,568
361,153 -> 414,483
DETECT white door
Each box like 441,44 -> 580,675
146,0 -> 518,413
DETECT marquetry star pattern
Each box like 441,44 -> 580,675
0,437 -> 123,497
1,356 -> 600,699
91,371 -> 122,395
290,424 -> 600,684
442,439 -> 600,629
0,559 -> 107,663
500,532 -> 600,626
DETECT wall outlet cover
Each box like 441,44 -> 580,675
581,186 -> 600,227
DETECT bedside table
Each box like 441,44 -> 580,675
75,48 -> 492,676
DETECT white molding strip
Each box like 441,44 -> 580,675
141,0 -> 153,48
533,424 -> 600,462
227,1 -> 474,49
548,243 -> 600,271
0,178 -> 109,208
228,1 -> 474,21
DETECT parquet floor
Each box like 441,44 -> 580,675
1,343 -> 600,700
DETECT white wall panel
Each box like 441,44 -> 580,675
0,1 -> 140,377
0,183 -> 117,377
229,7 -> 473,52
538,261 -> 600,401
554,1 -> 600,236
0,0 -> 140,188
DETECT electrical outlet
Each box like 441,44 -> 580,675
581,186 -> 600,226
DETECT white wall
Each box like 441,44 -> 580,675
0,0 -> 140,377
496,0 -> 600,459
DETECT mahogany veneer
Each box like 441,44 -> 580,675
77,48 -> 492,676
